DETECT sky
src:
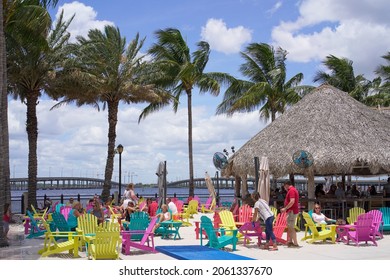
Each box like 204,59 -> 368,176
8,0 -> 390,185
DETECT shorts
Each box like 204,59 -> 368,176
3,222 -> 9,233
287,212 -> 298,228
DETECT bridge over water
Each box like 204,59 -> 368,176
10,176 -> 244,191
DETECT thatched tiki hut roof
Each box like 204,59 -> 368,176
224,84 -> 390,199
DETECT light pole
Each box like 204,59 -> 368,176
117,144 -> 124,204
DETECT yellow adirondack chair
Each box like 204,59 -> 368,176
177,206 -> 193,227
183,200 -> 199,217
88,228 -> 121,260
218,210 -> 242,238
77,213 -> 99,249
347,207 -> 365,225
108,205 -> 122,222
38,218 -> 81,257
301,212 -> 336,244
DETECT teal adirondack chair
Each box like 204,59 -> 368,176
200,215 -> 238,251
26,210 -> 47,239
379,207 -> 390,231
126,211 -> 150,240
51,212 -> 71,232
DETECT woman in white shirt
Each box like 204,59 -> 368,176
311,203 -> 335,224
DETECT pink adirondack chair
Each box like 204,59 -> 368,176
238,221 -> 262,246
237,204 -> 253,226
60,206 -> 72,221
270,211 -> 287,245
173,200 -> 184,219
121,217 -> 158,255
347,213 -> 377,246
367,209 -> 384,239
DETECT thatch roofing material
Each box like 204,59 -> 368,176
226,84 -> 390,179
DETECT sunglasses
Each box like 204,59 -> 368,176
315,207 -> 321,210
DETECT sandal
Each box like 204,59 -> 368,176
269,247 -> 278,251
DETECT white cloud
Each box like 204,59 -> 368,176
267,1 -> 283,16
55,1 -> 114,42
201,18 -> 252,54
271,0 -> 390,79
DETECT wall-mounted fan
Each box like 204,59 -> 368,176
292,150 -> 314,168
213,152 -> 228,171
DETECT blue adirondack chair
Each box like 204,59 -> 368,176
26,210 -> 46,239
200,215 -> 238,251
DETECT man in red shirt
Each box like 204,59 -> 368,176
281,181 -> 300,247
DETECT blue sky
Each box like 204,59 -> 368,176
8,0 -> 390,185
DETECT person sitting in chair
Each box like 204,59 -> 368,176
311,203 -> 336,225
153,204 -> 171,232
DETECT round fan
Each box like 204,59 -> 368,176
292,150 -> 314,168
213,152 -> 228,171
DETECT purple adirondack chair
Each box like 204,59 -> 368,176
367,210 -> 384,239
347,213 -> 377,246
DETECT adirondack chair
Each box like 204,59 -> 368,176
183,199 -> 198,217
200,216 -> 238,251
121,217 -> 158,255
218,210 -> 242,238
177,205 -> 193,227
301,212 -> 336,244
347,207 -> 365,224
124,211 -> 150,240
238,221 -> 262,247
270,206 -> 278,224
25,210 -> 47,239
173,200 -> 184,220
51,212 -> 71,232
379,207 -> 390,231
76,213 -> 99,248
60,206 -> 72,221
38,218 -> 80,257
271,211 -> 287,245
366,209 -> 383,239
201,197 -> 216,213
347,213 -> 377,246
88,227 -> 121,260
237,204 -> 253,226
108,205 -> 122,222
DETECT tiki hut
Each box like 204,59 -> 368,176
224,84 -> 390,199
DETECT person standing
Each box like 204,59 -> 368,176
383,177 -> 390,207
252,192 -> 278,251
280,181 -> 300,248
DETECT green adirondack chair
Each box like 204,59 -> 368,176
200,215 -> 238,251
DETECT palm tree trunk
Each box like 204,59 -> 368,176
26,90 -> 39,210
187,90 -> 194,197
0,0 -> 9,247
101,100 -> 119,202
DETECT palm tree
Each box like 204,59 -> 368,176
50,26 -> 169,202
6,3 -> 70,210
313,54 -> 372,102
143,28 -> 223,197
216,43 -> 312,122
374,52 -> 390,106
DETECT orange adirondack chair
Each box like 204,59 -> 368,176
236,204 -> 253,227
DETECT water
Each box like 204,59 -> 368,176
10,186 -> 239,214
